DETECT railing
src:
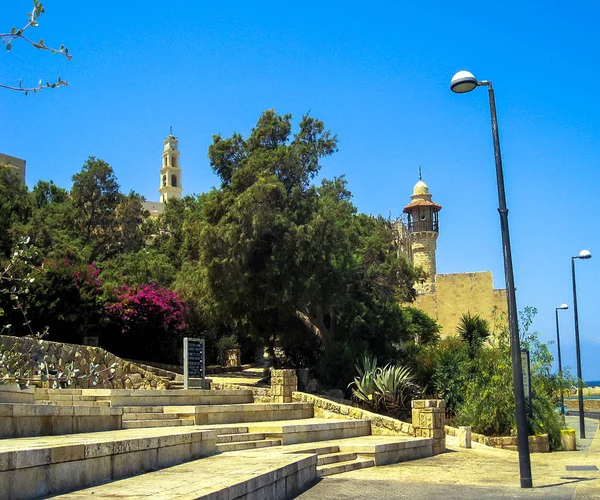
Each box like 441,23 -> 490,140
408,219 -> 438,233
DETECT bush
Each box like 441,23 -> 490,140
449,308 -> 566,449
348,354 -> 420,419
104,284 -> 186,363
215,334 -> 239,366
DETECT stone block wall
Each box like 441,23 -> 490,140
292,392 -> 415,437
271,369 -> 297,403
412,399 -> 445,454
413,271 -> 508,338
445,425 -> 550,452
0,335 -> 169,390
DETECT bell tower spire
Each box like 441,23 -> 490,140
403,178 -> 442,293
158,131 -> 183,203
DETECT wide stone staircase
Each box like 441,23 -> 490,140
0,384 -> 442,499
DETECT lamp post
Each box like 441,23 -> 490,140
450,70 -> 532,489
571,249 -> 592,438
555,304 -> 568,420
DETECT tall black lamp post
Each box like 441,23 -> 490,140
555,303 -> 568,420
450,70 -> 532,489
571,249 -> 592,438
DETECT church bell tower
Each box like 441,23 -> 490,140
403,178 -> 442,294
158,132 -> 183,203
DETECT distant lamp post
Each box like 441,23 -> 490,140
571,249 -> 592,438
555,303 -> 569,420
450,70 -> 533,489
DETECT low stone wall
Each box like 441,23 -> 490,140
1,335 -> 170,390
0,403 -> 122,438
292,392 -> 415,437
211,382 -> 272,402
565,398 -> 600,411
445,425 -> 550,452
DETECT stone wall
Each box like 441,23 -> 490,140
414,271 -> 508,337
271,369 -> 297,403
0,335 -> 170,390
565,398 -> 600,411
292,392 -> 415,437
445,425 -> 550,452
412,399 -> 445,454
211,381 -> 272,402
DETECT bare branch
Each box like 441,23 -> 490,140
1,1 -> 72,93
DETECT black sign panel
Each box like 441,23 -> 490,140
187,340 -> 204,378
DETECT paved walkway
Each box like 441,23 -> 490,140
296,416 -> 600,499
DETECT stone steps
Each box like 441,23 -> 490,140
122,418 -> 195,429
317,456 -> 375,476
317,450 -> 357,466
215,438 -> 282,453
122,412 -> 181,421
216,431 -> 266,443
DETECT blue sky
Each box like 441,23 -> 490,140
2,1 -> 599,378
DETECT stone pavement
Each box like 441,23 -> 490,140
296,416 -> 600,499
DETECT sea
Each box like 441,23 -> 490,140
586,380 -> 600,387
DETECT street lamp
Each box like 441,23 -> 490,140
555,303 -> 568,420
572,249 -> 592,438
451,70 -> 532,489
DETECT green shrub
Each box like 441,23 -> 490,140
348,354 -> 420,418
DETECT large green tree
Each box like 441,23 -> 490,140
178,110 -> 424,374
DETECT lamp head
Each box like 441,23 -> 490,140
450,71 -> 479,94
557,304 -> 569,310
577,249 -> 592,259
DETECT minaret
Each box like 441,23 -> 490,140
158,132 -> 183,203
403,178 -> 442,293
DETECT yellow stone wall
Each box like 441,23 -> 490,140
414,271 -> 507,338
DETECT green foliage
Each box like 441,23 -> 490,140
215,334 -> 240,366
348,354 -> 420,418
457,312 -> 490,359
0,167 -> 31,260
431,337 -> 470,415
436,308 -> 566,450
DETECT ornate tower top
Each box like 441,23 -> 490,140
158,132 -> 183,203
403,177 -> 441,294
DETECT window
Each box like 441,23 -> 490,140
172,175 -> 178,187
162,174 -> 167,187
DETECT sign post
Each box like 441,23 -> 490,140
521,349 -> 533,417
183,337 -> 205,390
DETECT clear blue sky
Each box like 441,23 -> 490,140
2,1 -> 599,378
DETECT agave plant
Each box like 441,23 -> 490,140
349,355 -> 380,409
348,355 -> 420,416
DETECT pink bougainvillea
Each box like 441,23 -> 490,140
106,284 -> 186,335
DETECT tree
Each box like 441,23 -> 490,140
178,110 -> 427,380
1,0 -> 71,94
71,157 -> 121,262
0,167 -> 31,260
457,312 -> 490,359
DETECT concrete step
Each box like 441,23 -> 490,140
215,426 -> 249,435
122,412 -> 181,421
122,418 -> 195,429
216,438 -> 282,452
317,451 -> 357,466
121,406 -> 166,413
0,426 -> 218,500
317,457 -> 375,477
216,432 -> 265,444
